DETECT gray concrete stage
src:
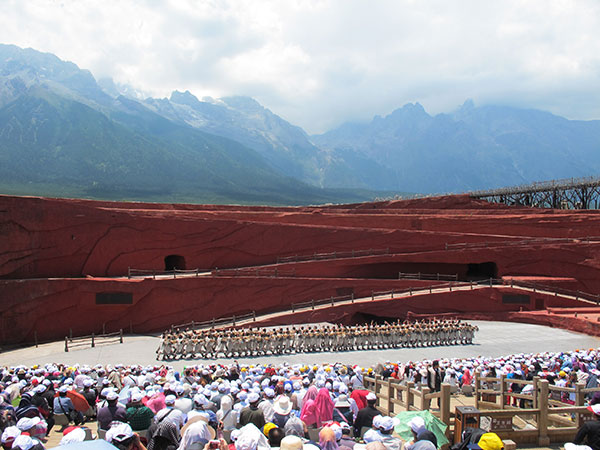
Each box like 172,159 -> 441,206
1,321 -> 599,370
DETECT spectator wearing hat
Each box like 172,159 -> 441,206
405,417 -> 437,450
30,385 -> 53,435
60,426 -> 86,446
258,388 -> 276,424
1,426 -> 21,450
333,395 -> 353,426
54,386 -> 82,427
107,422 -> 148,450
10,434 -> 44,450
81,379 -> 97,411
154,395 -> 186,429
239,393 -> 265,430
280,435 -> 303,450
573,404 -> 600,450
98,391 -> 127,431
173,386 -> 192,415
338,423 -> 355,450
217,395 -> 239,431
467,432 -> 503,450
127,391 -> 155,432
353,393 -> 379,438
272,396 -> 293,428
16,417 -> 47,442
376,416 -> 402,450
188,394 -> 217,426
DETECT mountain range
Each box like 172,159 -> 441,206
1,43 -> 600,204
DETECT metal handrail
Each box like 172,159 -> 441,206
470,176 -> 600,197
446,236 -> 600,251
276,248 -> 389,264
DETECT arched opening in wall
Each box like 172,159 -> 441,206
164,255 -> 186,271
466,262 -> 498,280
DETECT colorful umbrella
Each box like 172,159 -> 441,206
394,410 -> 449,447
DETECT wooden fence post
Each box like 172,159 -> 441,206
64,337 -> 68,352
406,381 -> 415,411
374,376 -> 380,408
91,333 -> 95,348
387,379 -> 393,415
533,376 -> 539,409
538,379 -> 550,446
474,371 -> 480,409
576,382 -> 586,406
500,374 -> 506,409
440,383 -> 451,428
119,328 -> 123,343
421,386 -> 431,410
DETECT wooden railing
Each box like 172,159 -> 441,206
64,329 -> 123,352
362,373 -> 600,446
474,372 -> 600,445
363,375 -> 452,427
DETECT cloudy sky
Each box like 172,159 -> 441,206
2,0 -> 600,133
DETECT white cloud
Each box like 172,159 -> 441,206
1,0 -> 600,133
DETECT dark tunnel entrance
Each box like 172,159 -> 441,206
466,262 -> 498,280
164,255 -> 186,271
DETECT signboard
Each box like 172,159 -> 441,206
96,292 -> 133,305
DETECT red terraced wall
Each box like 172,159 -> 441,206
3,194 -> 600,344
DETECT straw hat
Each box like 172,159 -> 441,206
273,395 -> 292,415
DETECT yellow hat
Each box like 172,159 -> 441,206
469,432 -> 504,450
263,422 -> 278,437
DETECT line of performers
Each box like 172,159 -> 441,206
156,319 -> 478,360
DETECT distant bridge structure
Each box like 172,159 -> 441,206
470,176 -> 600,209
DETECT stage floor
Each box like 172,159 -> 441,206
1,320 -> 599,370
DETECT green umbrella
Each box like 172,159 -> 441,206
394,410 -> 449,447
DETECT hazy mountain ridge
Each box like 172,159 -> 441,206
2,43 -> 600,200
144,90 -> 365,187
0,44 -> 377,204
313,100 -> 600,193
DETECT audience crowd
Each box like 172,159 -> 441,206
2,347 -> 600,450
